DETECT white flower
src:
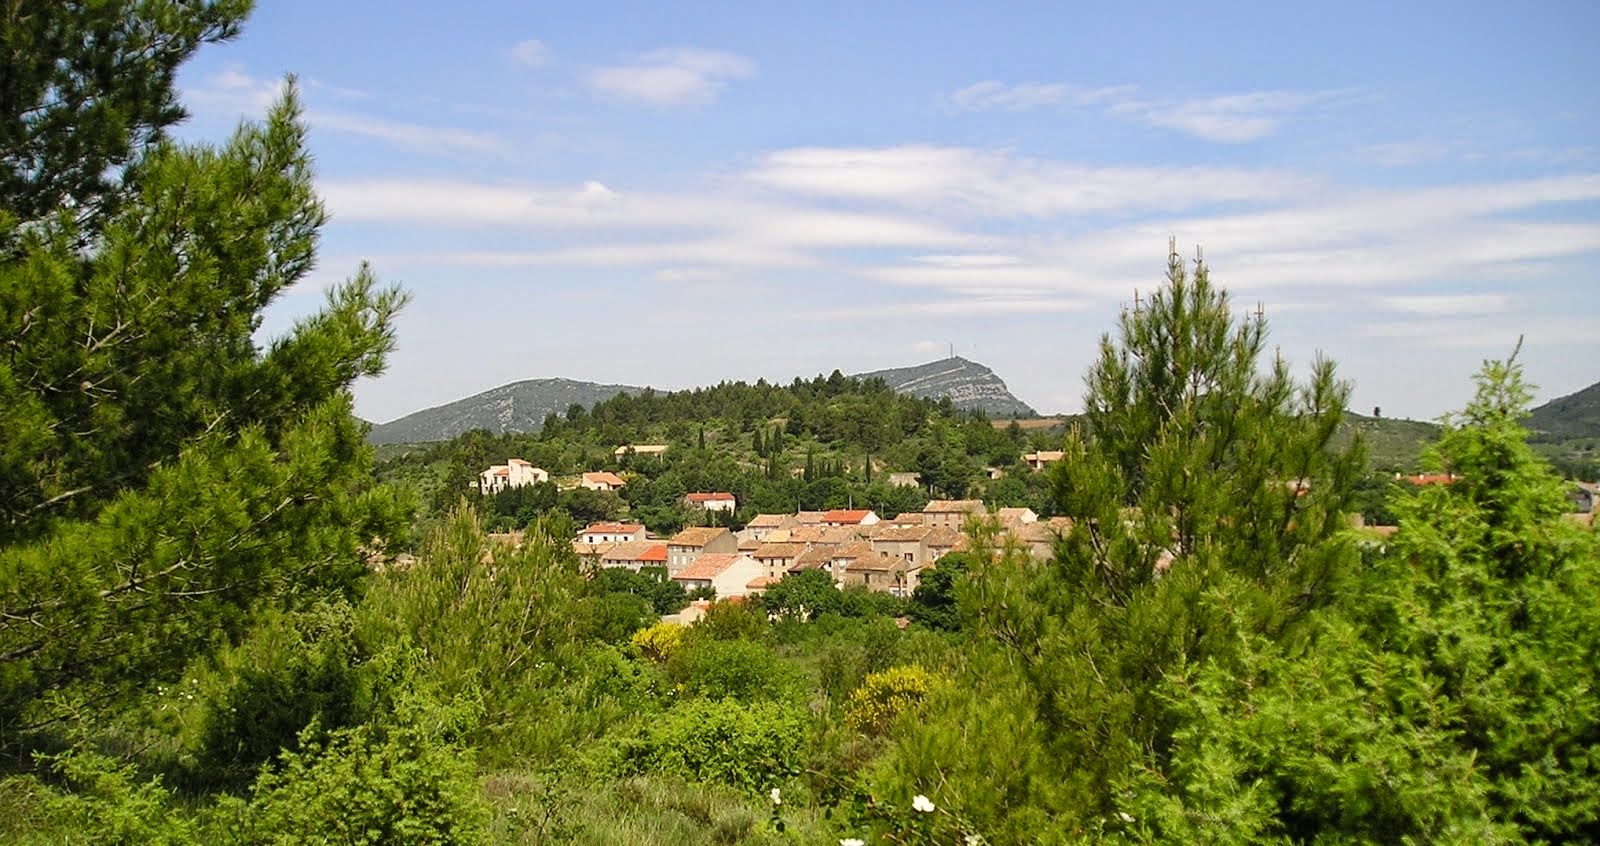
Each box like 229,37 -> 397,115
769,787 -> 781,806
913,794 -> 935,813
964,835 -> 985,846
840,840 -> 865,846
1118,811 -> 1135,823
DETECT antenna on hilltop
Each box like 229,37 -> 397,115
949,342 -> 955,361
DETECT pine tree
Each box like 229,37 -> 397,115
875,245 -> 1364,837
0,7 -> 406,731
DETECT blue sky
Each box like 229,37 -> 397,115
176,0 -> 1599,423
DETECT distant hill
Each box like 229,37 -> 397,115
368,356 -> 1037,443
1528,380 -> 1600,441
854,356 -> 1036,417
366,378 -> 644,444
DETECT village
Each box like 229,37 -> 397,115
476,450 -> 1074,615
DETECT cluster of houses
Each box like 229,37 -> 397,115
568,500 -> 1071,601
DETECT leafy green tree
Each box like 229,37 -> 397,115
874,246 -> 1363,838
907,551 -> 972,632
0,62 -> 406,729
760,569 -> 843,621
1112,353 -> 1600,842
0,1 -> 252,235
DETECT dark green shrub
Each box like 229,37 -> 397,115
236,719 -> 488,845
614,700 -> 806,793
665,638 -> 802,703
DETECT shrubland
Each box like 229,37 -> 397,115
3,4 -> 1596,844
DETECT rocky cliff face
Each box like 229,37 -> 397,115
365,378 -> 644,444
854,356 -> 1036,417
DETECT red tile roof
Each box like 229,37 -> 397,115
823,509 -> 874,524
582,471 -> 627,487
600,541 -> 668,563
582,522 -> 644,535
685,492 -> 736,502
673,553 -> 746,581
668,527 -> 731,547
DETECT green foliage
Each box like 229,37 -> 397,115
356,505 -> 590,750
687,600 -> 768,644
759,568 -> 843,620
24,748 -> 198,845
844,665 -> 946,735
664,639 -> 803,703
594,567 -> 689,615
188,600 -> 367,783
0,80 -> 408,731
614,700 -> 807,793
0,0 -> 252,232
878,247 -> 1365,835
237,719 -> 490,845
907,552 -> 972,631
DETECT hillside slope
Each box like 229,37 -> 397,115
1528,379 -> 1600,440
855,356 -> 1036,417
366,378 -> 644,444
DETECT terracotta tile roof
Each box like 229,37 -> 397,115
673,553 -> 744,581
571,541 -> 615,557
601,541 -> 667,563
887,513 -> 925,525
825,527 -> 864,544
745,576 -> 780,590
831,541 -> 876,561
874,525 -> 934,543
746,513 -> 790,528
668,526 -> 731,547
848,552 -> 905,572
738,537 -> 761,552
925,499 -> 985,514
509,458 -> 532,466
790,545 -> 838,571
685,492 -> 736,502
997,507 -> 1037,524
823,509 -> 874,524
787,526 -> 831,543
753,542 -> 807,560
582,522 -> 644,535
793,510 -> 828,525
925,527 -> 967,548
581,471 -> 627,487
1023,450 -> 1065,462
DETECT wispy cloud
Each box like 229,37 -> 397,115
948,81 -> 1133,112
1122,90 -> 1343,143
747,145 -> 1309,216
510,38 -> 549,66
947,79 -> 1354,142
588,47 -> 755,106
185,68 -> 506,158
1378,293 -> 1509,315
308,111 -> 506,157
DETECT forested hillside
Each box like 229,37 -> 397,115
375,372 -> 1058,535
3,6 -> 1597,846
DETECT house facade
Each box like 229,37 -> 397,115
684,492 -> 737,512
479,458 -> 549,495
665,526 -> 737,575
580,522 -> 647,545
671,553 -> 765,598
579,471 -> 627,492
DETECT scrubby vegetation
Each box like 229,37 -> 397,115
3,4 -> 1597,844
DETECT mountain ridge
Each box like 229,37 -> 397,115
853,356 -> 1036,417
365,356 -> 1037,444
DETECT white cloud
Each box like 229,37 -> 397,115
1378,294 -> 1509,315
588,47 -> 755,106
747,145 -> 1308,216
511,38 -> 550,66
946,80 -> 1355,142
948,81 -> 1133,112
307,111 -> 506,157
184,67 -> 282,114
